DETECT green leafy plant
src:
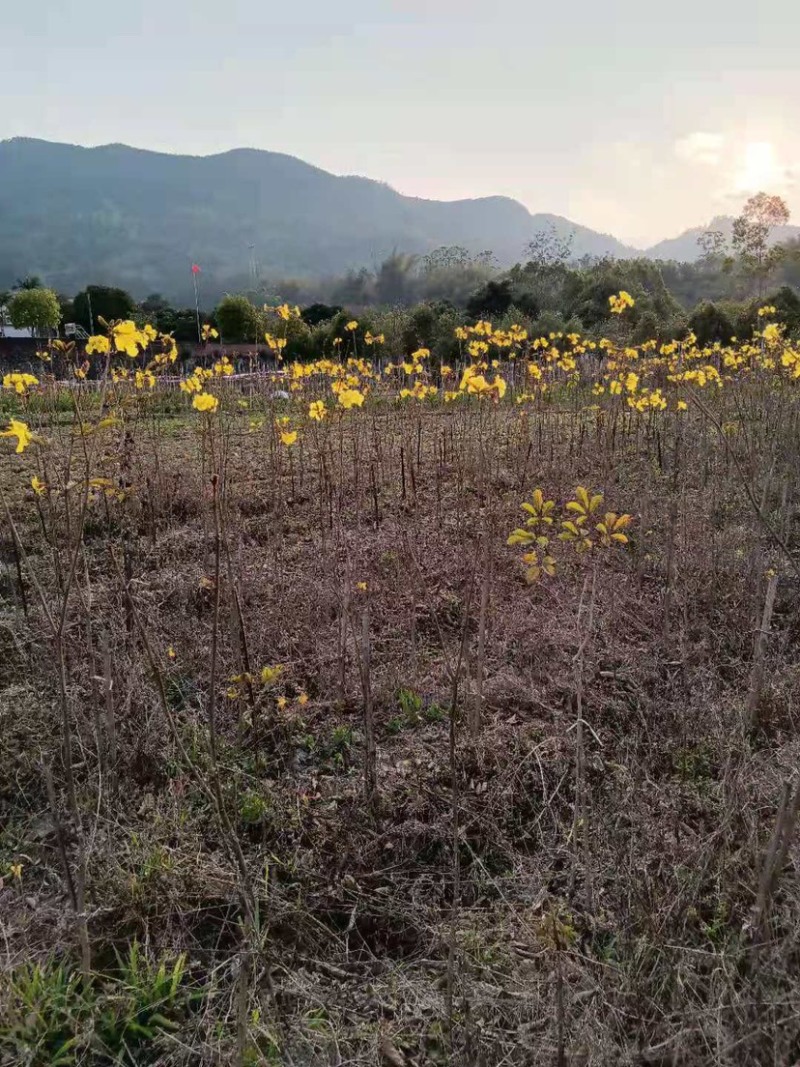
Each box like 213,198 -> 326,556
239,789 -> 270,827
1,962 -> 85,1066
322,725 -> 353,767
397,687 -> 422,724
392,688 -> 446,729
93,941 -> 196,1063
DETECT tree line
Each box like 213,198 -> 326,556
3,193 -> 799,353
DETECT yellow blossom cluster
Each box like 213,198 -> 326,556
3,372 -> 39,395
508,487 -> 632,582
608,290 -> 635,315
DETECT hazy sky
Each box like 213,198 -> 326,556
3,0 -> 799,246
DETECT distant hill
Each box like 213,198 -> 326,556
3,138 -> 798,302
645,215 -> 800,262
0,138 -> 637,302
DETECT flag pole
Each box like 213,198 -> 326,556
191,263 -> 202,343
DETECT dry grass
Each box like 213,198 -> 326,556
1,386 -> 800,1066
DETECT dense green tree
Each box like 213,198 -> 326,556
466,279 -> 514,318
134,297 -> 195,338
529,310 -> 570,337
58,294 -> 76,328
8,287 -> 61,334
14,275 -> 43,291
769,285 -> 800,334
168,309 -> 211,343
689,302 -> 736,346
141,293 -> 172,314
657,258 -> 738,308
374,253 -> 418,306
401,302 -> 448,353
215,295 -> 262,343
730,287 -> 800,341
776,238 -> 800,291
73,285 -> 136,332
301,303 -> 343,327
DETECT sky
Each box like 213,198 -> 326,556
2,0 -> 799,247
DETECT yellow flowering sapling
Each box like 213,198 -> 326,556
508,486 -> 632,583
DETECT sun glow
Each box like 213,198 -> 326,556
735,141 -> 783,194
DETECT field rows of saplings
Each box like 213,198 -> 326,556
2,298 -> 800,1066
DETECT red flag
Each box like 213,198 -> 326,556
191,263 -> 201,274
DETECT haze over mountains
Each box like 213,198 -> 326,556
2,138 -> 799,303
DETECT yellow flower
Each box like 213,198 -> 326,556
762,323 -> 781,344
356,581 -> 368,591
338,388 -> 365,409
3,372 -> 39,395
31,475 -> 46,495
260,665 -> 283,685
508,514 -> 553,548
9,863 -> 23,882
467,340 -> 489,359
522,488 -> 555,527
280,430 -> 298,446
192,392 -> 219,413
609,290 -> 635,315
277,695 -> 288,710
297,691 -> 309,706
213,357 -> 235,377
676,400 -> 688,412
167,646 -> 177,660
86,334 -> 111,355
135,369 -> 156,390
112,320 -> 149,357
345,320 -> 359,331
565,486 -> 603,523
180,374 -> 203,394
0,418 -> 33,453
308,400 -> 326,422
202,324 -> 219,341
521,550 -> 557,583
595,512 -> 632,547
558,520 -> 593,553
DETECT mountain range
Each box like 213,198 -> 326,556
2,137 -> 799,304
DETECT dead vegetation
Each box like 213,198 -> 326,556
2,387 -> 800,1066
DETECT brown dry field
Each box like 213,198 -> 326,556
2,393 -> 800,1065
